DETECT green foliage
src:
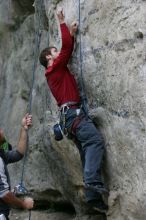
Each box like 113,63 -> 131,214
1,141 -> 9,152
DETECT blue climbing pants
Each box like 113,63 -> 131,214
64,108 -> 105,201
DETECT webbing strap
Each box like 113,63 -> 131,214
59,101 -> 80,109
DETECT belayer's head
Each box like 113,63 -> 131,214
39,47 -> 60,68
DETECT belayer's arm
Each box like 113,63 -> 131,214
6,114 -> 32,163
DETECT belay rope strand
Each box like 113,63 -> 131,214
19,29 -> 42,189
14,27 -> 42,220
29,209 -> 31,220
7,0 -> 11,22
14,1 -> 43,220
78,0 -> 88,116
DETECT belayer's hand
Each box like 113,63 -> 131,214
57,7 -> 65,24
70,21 -> 78,36
23,197 -> 34,209
21,114 -> 32,130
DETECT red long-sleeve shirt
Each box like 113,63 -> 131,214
45,23 -> 80,107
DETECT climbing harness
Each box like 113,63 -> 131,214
53,102 -> 81,141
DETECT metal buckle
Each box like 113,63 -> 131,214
76,109 -> 80,116
14,184 -> 28,196
61,105 -> 69,114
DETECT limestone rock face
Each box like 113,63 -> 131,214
0,0 -> 146,220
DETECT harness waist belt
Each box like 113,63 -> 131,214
59,102 -> 80,110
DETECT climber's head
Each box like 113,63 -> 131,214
39,47 -> 59,68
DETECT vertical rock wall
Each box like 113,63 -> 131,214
0,0 -> 146,219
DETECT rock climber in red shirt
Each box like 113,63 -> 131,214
39,8 -> 108,213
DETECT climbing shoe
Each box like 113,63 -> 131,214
88,198 -> 108,213
85,183 -> 109,195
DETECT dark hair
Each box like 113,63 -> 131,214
39,47 -> 57,68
